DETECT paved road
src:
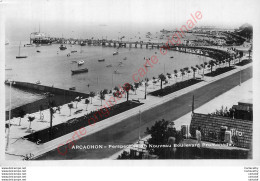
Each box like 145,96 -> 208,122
37,67 -> 252,160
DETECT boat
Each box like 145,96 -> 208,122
113,51 -> 118,55
80,42 -> 86,46
71,68 -> 88,75
71,60 -> 77,63
30,30 -> 52,45
69,87 -> 76,90
24,44 -> 34,47
59,44 -> 67,50
36,50 -> 41,53
106,64 -> 112,67
123,57 -> 127,60
98,58 -> 105,62
170,56 -> 174,58
71,50 -> 77,53
78,60 -> 84,65
16,41 -> 28,59
5,40 -> 9,45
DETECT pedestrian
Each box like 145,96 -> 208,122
196,126 -> 202,148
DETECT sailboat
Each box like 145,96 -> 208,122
16,41 -> 27,59
98,47 -> 105,62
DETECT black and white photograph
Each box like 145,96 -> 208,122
1,0 -> 259,166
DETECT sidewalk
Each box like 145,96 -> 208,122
5,59 -> 252,160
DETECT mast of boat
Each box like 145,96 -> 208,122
112,72 -> 113,89
18,41 -> 21,56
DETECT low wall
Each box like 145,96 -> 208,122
6,81 -> 89,97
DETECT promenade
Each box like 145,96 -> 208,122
5,57 -> 252,160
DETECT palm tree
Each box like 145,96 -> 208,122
209,60 -> 215,73
85,99 -> 90,110
174,69 -> 178,82
18,109 -> 26,126
74,97 -> 82,108
134,82 -> 139,94
191,67 -> 197,79
158,73 -> 166,89
180,69 -> 185,80
122,83 -> 132,101
89,91 -> 95,104
226,58 -> 231,67
28,115 -> 35,130
68,103 -> 73,116
187,69 -> 191,79
49,107 -> 56,129
100,92 -> 105,106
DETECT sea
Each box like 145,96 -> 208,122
5,29 -> 210,110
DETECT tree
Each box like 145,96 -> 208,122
68,103 -> 73,116
191,67 -> 197,79
226,58 -> 231,67
49,107 -> 56,129
28,115 -> 35,130
145,119 -> 179,158
122,83 -> 132,101
100,91 -> 105,105
117,151 -> 131,159
18,109 -> 26,126
48,100 -> 57,131
85,99 -> 90,110
89,92 -> 95,104
114,86 -> 119,92
134,82 -> 139,95
74,96 -> 82,108
209,60 -> 215,73
103,89 -> 108,94
158,73 -> 166,90
180,69 -> 185,80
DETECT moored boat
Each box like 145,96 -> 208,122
78,60 -> 84,65
59,44 -> 67,50
80,42 -> 86,46
16,41 -> 28,59
71,68 -> 88,75
98,58 -> 105,62
113,51 -> 118,55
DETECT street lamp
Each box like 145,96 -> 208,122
6,80 -> 15,151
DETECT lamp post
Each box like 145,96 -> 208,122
138,110 -> 141,141
239,68 -> 242,86
6,80 -> 15,151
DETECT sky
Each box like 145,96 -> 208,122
2,0 -> 259,40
